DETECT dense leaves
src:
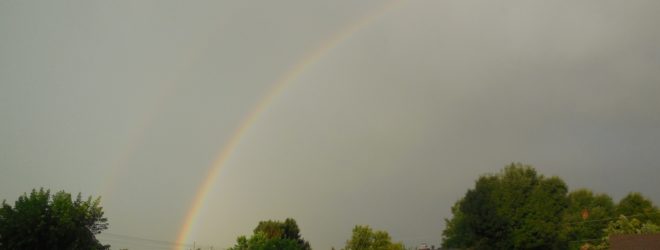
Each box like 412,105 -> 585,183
605,215 -> 660,235
442,163 -> 568,249
559,189 -> 615,250
616,192 -> 660,224
442,164 -> 660,250
229,218 -> 311,250
343,225 -> 404,250
230,232 -> 301,250
0,188 -> 109,250
588,215 -> 660,249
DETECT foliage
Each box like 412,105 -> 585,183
605,215 -> 660,235
343,225 -> 405,250
442,199 -> 472,248
615,192 -> 660,224
0,188 -> 109,250
442,163 -> 569,249
228,218 -> 311,250
590,215 -> 660,249
441,164 -> 660,249
229,232 -> 301,250
587,192 -> 660,249
559,189 -> 615,250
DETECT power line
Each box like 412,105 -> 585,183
97,237 -> 176,250
563,211 -> 660,226
99,232 -> 196,248
98,235 -> 216,250
96,212 -> 659,249
564,211 -> 660,245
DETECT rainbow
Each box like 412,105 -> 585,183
174,1 -> 404,248
100,29 -> 221,200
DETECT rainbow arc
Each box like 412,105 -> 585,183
174,2 -> 404,248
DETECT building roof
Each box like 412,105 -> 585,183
609,234 -> 660,249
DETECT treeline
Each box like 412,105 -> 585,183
1,163 -> 658,250
442,163 -> 660,250
228,218 -> 404,250
0,189 -> 403,250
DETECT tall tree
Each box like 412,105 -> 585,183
0,188 -> 109,250
442,163 -> 568,249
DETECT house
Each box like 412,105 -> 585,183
609,234 -> 660,249
417,243 -> 432,250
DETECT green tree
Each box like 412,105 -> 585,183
343,225 -> 404,250
615,192 -> 660,224
441,199 -> 473,248
228,218 -> 310,250
591,215 -> 660,249
559,189 -> 615,250
513,176 -> 568,249
230,232 -> 300,250
442,163 -> 569,249
604,215 -> 660,235
0,188 -> 109,250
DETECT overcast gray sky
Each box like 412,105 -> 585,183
2,1 -> 660,249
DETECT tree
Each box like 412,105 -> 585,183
441,199 -> 473,248
228,218 -> 310,250
591,215 -> 660,249
604,215 -> 660,235
616,192 -> 660,224
229,232 -> 300,250
559,189 -> 615,250
343,225 -> 404,250
0,188 -> 109,250
442,163 -> 569,249
512,176 -> 568,249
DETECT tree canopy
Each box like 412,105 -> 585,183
616,192 -> 660,224
587,215 -> 660,249
559,189 -> 615,250
0,188 -> 109,250
228,218 -> 311,250
343,225 -> 404,250
442,163 -> 568,249
441,163 -> 660,250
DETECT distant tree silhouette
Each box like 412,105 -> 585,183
229,218 -> 310,250
0,188 -> 109,250
343,225 -> 404,250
